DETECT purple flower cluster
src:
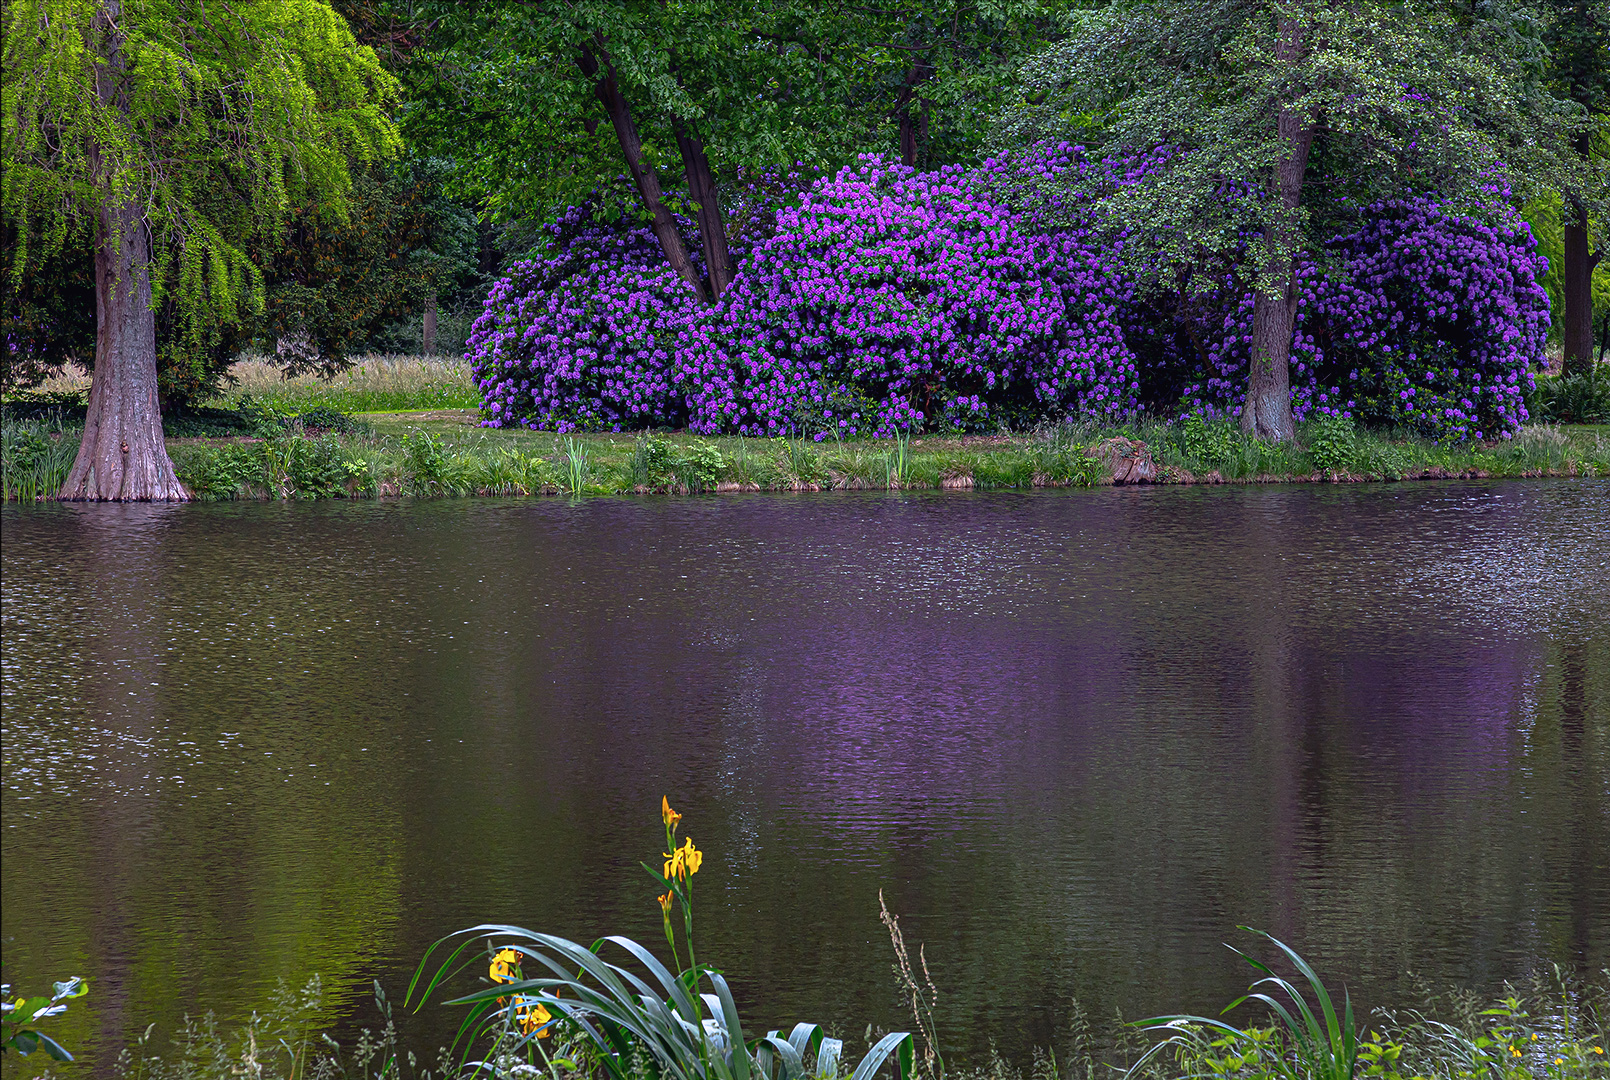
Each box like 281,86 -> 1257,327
465,153 -> 1548,442
1175,199 -> 1548,440
467,204 -> 696,432
674,151 -> 1140,436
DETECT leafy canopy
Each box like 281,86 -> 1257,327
406,0 -> 1059,223
2,0 -> 401,337
994,0 -> 1593,294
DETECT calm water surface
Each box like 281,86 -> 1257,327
3,482 -> 1607,1073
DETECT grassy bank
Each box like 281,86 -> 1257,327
5,409 -> 1608,501
163,414 -> 1610,500
6,352 -> 1609,500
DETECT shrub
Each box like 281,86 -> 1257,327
467,204 -> 696,433
1305,413 -> 1357,474
1173,199 -> 1549,441
1528,366 -> 1610,424
468,157 -> 1546,442
675,150 -> 1141,437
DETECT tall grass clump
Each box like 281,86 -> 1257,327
213,356 -> 480,413
561,436 -> 592,496
410,800 -> 915,1080
2,414 -> 81,501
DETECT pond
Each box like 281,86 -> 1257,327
3,481 -> 1607,1075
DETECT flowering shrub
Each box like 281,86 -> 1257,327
1174,199 -> 1549,440
466,204 -> 697,432
674,151 -> 1141,437
466,157 -> 1547,442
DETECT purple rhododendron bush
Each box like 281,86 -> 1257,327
467,150 -> 1550,441
674,150 -> 1140,437
1171,198 -> 1550,441
470,204 -> 697,432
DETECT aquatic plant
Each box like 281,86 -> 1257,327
1124,930 -> 1358,1080
410,801 -> 915,1080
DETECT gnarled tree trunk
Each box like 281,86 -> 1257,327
674,122 -> 733,298
1243,17 -> 1314,444
60,200 -> 187,501
60,1 -> 186,501
422,294 -> 438,355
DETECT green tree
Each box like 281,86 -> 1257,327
2,0 -> 398,500
844,0 -> 1057,170
1539,0 -> 1609,374
409,2 -> 1058,302
998,0 -> 1588,440
260,156 -> 479,372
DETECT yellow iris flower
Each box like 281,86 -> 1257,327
513,997 -> 553,1037
662,797 -> 682,828
658,891 -> 674,916
663,837 -> 703,880
489,948 -> 522,985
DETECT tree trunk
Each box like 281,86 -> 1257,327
60,201 -> 188,501
579,44 -> 707,301
60,0 -> 186,501
674,122 -> 733,298
895,60 -> 932,168
1561,196 -> 1599,376
422,294 -> 438,355
1243,17 -> 1314,444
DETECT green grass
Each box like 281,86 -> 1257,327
2,413 -> 82,501
144,415 -> 1610,502
7,394 -> 1607,501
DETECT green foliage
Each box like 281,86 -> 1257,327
1125,930 -> 1358,1080
1305,413 -> 1357,473
409,803 -> 915,1080
1176,416 -> 1240,468
260,158 -> 482,374
996,0 -> 1594,294
1521,192 -> 1610,345
630,433 -> 677,488
561,436 -> 592,497
177,433 -> 374,500
2,0 -> 401,344
1,414 -> 81,500
1528,365 -> 1610,423
675,443 -> 725,492
409,0 -> 1055,230
2,973 -> 88,1061
0,221 -> 94,391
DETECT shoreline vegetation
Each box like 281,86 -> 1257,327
4,357 -> 1608,502
14,798 -> 1608,1080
